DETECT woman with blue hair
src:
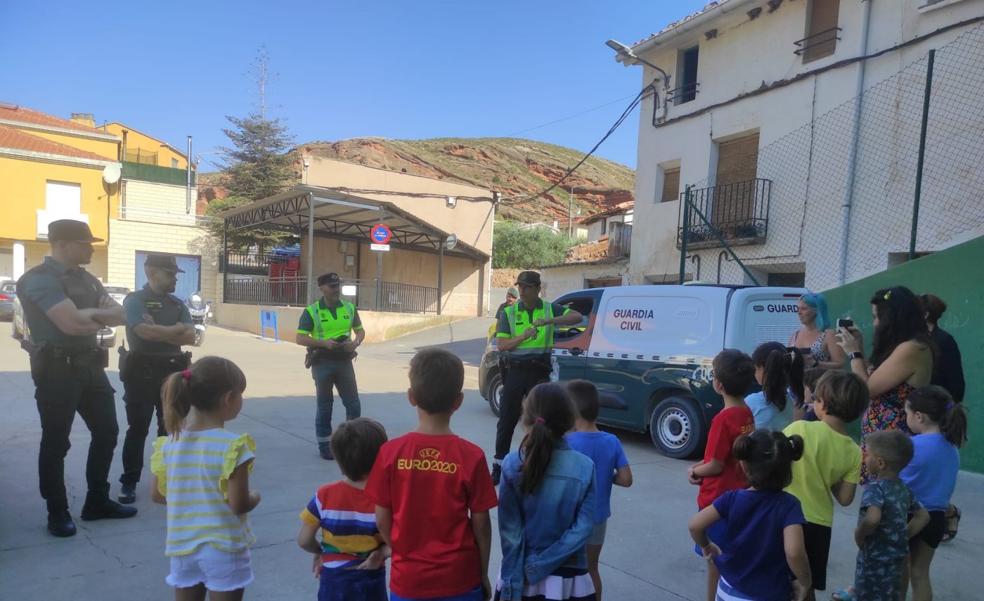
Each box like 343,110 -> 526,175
788,292 -> 845,370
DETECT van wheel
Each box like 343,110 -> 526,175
486,373 -> 503,417
650,397 -> 704,459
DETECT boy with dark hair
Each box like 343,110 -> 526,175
689,349 -> 756,601
366,348 -> 498,601
565,380 -> 633,601
784,371 -> 869,600
297,418 -> 390,601
833,431 -> 929,601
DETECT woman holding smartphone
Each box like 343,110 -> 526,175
836,286 -> 934,483
789,292 -> 845,369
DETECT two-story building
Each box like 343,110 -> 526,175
617,0 -> 984,290
0,104 -> 120,280
99,122 -> 217,303
0,103 -> 216,304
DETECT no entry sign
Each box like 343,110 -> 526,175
370,223 -> 392,245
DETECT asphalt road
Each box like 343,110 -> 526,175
0,319 -> 981,600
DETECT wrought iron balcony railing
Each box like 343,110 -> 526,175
677,178 -> 772,250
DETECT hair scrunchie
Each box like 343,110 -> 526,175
181,369 -> 193,382
534,416 -> 545,425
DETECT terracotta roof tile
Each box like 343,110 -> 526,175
0,125 -> 112,161
631,1 -> 727,47
0,103 -> 103,133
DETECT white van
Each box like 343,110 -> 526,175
479,284 -> 806,457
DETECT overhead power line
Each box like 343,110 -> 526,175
502,82 -> 656,207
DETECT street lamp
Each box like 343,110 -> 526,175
605,39 -> 671,86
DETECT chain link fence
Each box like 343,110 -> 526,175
679,23 -> 984,289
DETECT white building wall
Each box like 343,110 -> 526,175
541,262 -> 629,298
108,179 -> 218,300
628,0 -> 984,289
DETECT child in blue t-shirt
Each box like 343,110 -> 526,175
689,429 -> 811,601
564,380 -> 632,601
900,386 -> 967,601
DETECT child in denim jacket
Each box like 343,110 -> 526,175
497,383 -> 596,601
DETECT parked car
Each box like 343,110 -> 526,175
479,284 -> 807,458
0,281 -> 16,321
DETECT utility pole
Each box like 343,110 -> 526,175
568,186 -> 575,237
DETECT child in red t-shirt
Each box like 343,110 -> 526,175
687,348 -> 755,601
366,348 -> 498,601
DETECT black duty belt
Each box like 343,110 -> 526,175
44,346 -> 103,365
506,354 -> 552,369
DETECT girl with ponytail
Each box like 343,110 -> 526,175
150,356 -> 261,600
746,342 -> 805,430
689,430 -> 812,601
496,383 -> 597,601
901,386 -> 968,600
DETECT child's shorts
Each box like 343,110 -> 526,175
166,545 -> 253,592
715,576 -> 756,600
587,520 -> 607,546
802,522 -> 832,591
319,567 -> 386,601
910,510 -> 946,550
693,519 -> 729,558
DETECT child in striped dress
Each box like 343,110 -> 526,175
297,418 -> 390,601
150,356 -> 260,600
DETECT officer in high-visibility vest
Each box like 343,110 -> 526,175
492,270 -> 582,484
295,272 -> 366,460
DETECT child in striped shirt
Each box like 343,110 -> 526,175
298,418 -> 390,601
150,356 -> 261,600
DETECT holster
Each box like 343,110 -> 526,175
125,350 -> 192,381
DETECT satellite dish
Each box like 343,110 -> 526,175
102,164 -> 122,185
444,234 -> 458,251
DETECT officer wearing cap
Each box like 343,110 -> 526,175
116,254 -> 196,504
16,219 -> 136,536
492,270 -> 582,484
296,272 -> 366,460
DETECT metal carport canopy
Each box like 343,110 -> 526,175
219,185 -> 488,260
218,185 -> 490,312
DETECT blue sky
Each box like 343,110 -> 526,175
0,1 -> 706,170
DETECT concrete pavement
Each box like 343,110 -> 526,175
0,319 -> 981,600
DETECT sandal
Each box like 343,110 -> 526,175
942,505 -> 961,542
831,588 -> 857,601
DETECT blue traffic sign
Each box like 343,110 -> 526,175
370,223 -> 392,244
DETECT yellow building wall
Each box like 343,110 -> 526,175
24,130 -> 120,161
103,123 -> 188,168
0,155 -> 117,242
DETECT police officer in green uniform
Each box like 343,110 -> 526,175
16,219 -> 137,537
492,270 -> 582,484
117,254 -> 196,504
295,273 -> 366,460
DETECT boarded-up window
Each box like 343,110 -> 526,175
661,167 -> 681,202
713,132 -> 759,226
803,0 -> 840,63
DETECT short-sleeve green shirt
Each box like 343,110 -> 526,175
124,285 -> 193,354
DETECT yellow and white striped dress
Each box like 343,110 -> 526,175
151,429 -> 256,556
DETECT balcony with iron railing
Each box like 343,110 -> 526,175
794,27 -> 841,62
668,81 -> 700,105
676,178 -> 772,250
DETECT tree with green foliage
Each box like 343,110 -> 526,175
204,111 -> 296,249
493,221 -> 577,269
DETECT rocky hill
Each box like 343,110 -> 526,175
295,137 -> 634,222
